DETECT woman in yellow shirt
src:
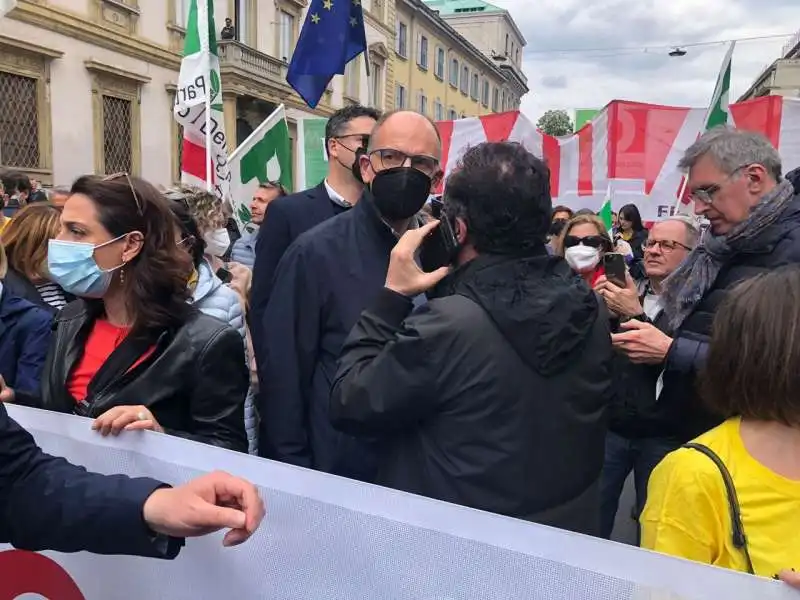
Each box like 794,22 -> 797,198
641,267 -> 800,586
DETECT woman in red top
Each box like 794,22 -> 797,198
5,174 -> 248,452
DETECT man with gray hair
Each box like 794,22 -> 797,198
611,126 -> 800,444
594,215 -> 700,539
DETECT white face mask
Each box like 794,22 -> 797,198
565,245 -> 601,273
203,228 -> 231,258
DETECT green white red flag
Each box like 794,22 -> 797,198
173,0 -> 231,200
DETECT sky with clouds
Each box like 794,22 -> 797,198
488,0 -> 799,124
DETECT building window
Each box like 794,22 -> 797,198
371,61 -> 383,109
396,22 -> 408,58
418,92 -> 427,115
102,95 -> 133,174
234,0 -> 251,45
88,64 -> 143,176
395,84 -> 406,108
501,90 -> 506,111
0,72 -> 40,170
470,73 -> 479,100
434,98 -> 443,121
174,0 -> 190,28
448,108 -> 457,120
344,57 -> 359,100
492,88 -> 499,111
482,80 -> 489,106
449,58 -> 458,87
417,35 -> 428,70
516,48 -> 520,64
279,10 -> 295,62
505,33 -> 509,55
434,47 -> 444,79
460,65 -> 469,94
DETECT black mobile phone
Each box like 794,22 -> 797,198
419,210 -> 459,272
603,253 -> 627,287
216,267 -> 233,284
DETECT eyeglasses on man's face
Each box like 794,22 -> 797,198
367,148 -> 440,178
644,238 -> 692,253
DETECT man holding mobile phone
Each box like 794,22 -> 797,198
593,216 -> 699,540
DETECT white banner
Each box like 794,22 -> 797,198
1,406 -> 792,599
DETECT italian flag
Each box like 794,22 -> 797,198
173,0 -> 231,201
598,184 -> 614,235
675,41 -> 735,215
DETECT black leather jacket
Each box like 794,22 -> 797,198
29,301 -> 248,452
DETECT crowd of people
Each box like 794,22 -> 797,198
1,104 -> 800,587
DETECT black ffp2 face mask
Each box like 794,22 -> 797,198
369,167 -> 432,221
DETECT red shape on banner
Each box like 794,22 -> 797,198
730,96 -> 784,149
479,111 -> 520,144
542,133 -> 561,198
608,101 -> 691,194
577,123 -> 593,196
181,138 -> 217,184
434,119 -> 455,194
0,550 -> 85,599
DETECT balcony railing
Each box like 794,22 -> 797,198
218,40 -> 286,84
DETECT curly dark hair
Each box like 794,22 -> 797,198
325,104 -> 381,155
443,142 -> 551,255
69,175 -> 193,332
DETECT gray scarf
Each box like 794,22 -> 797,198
662,179 -> 795,330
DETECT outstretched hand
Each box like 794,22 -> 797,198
143,471 -> 265,547
385,220 -> 451,297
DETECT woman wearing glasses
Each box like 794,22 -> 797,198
1,175 -> 248,452
556,213 -> 631,286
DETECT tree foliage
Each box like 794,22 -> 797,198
536,109 -> 574,137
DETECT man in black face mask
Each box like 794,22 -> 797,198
330,142 -> 613,536
258,110 -> 441,482
250,104 -> 379,379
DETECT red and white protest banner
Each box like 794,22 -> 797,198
436,96 -> 800,221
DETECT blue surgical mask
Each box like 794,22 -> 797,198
47,235 -> 127,298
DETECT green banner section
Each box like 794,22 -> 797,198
301,118 -> 329,189
574,109 -> 600,132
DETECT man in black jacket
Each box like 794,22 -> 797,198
330,142 -> 614,536
257,110 -> 441,481
250,104 -> 379,362
612,127 -> 800,442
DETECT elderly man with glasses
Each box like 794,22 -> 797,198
609,127 -> 800,456
594,216 -> 700,540
257,110 -> 441,482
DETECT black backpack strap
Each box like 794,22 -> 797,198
682,442 -> 755,575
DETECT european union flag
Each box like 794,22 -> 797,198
286,0 -> 368,109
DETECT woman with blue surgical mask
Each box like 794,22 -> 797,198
1,174 -> 248,452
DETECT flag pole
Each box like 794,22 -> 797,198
200,0 -> 213,193
364,53 -> 373,107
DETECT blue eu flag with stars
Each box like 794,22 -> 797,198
286,0 -> 368,109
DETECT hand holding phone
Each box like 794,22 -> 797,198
602,253 -> 627,288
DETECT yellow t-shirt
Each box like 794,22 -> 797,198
641,417 -> 800,578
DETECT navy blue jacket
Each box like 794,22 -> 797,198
0,402 -> 183,556
257,195 -> 407,480
250,183 -> 347,362
661,191 -> 800,441
0,289 -> 52,395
